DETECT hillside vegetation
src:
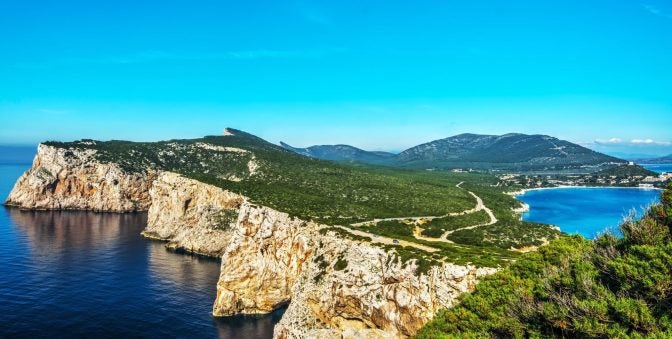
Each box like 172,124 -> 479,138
417,184 -> 672,338
283,133 -> 626,172
44,129 -> 559,268
280,142 -> 395,165
45,130 -> 473,225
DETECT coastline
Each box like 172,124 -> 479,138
507,185 -> 663,197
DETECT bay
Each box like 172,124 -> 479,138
517,187 -> 661,239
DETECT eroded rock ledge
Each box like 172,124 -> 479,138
4,144 -> 497,338
143,172 -> 245,257
212,203 -> 495,338
5,144 -> 155,212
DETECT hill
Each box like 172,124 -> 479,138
37,128 -> 558,266
395,133 -> 624,171
595,163 -> 658,177
43,128 -> 472,225
282,133 -> 626,172
279,142 -> 395,165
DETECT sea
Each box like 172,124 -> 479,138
0,153 -> 282,337
517,187 -> 661,239
641,163 -> 672,174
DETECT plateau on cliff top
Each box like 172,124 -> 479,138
32,128 -> 559,266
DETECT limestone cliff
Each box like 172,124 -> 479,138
6,144 -> 497,338
212,203 -> 496,338
143,172 -> 245,257
4,144 -> 155,212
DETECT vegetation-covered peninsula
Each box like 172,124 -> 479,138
44,128 -> 559,268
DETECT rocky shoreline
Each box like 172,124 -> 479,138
4,144 -> 497,338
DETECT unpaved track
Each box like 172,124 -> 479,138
350,182 -> 481,227
334,226 -> 439,252
337,181 -> 499,251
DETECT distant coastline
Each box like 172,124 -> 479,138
507,185 -> 663,198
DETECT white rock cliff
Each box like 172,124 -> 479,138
143,172 -> 245,257
211,203 -> 495,338
4,144 -> 497,338
5,144 -> 155,212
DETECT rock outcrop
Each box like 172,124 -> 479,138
143,172 -> 245,257
5,144 -> 498,338
212,202 -> 496,338
213,203 -> 313,317
4,144 -> 155,212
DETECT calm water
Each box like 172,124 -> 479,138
641,163 -> 672,174
0,164 -> 283,338
518,187 -> 661,239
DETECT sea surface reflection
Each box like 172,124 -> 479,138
1,163 -> 282,338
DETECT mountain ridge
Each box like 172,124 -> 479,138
282,132 -> 626,172
279,141 -> 396,164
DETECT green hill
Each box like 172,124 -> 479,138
281,133 -> 626,172
280,142 -> 395,165
396,133 -> 624,171
44,128 -> 475,226
43,128 -> 558,267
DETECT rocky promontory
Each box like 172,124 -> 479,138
4,142 -> 497,338
5,144 -> 155,212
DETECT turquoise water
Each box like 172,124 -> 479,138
641,164 -> 672,174
518,187 -> 661,239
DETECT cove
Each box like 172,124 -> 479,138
516,187 -> 661,239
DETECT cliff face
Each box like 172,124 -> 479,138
213,203 -> 313,317
4,144 -> 155,212
143,172 -> 245,257
6,144 -> 497,338
212,202 -> 496,338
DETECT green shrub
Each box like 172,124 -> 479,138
417,184 -> 672,338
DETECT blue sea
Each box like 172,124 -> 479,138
0,162 -> 282,338
641,164 -> 672,174
518,187 -> 661,239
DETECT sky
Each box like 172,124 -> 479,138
1,0 -> 671,156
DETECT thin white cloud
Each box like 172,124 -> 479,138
643,4 -> 672,19
631,138 -> 671,145
595,137 -> 623,144
594,137 -> 671,146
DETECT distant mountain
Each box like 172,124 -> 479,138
637,154 -> 672,164
394,133 -> 625,171
279,142 -> 396,165
283,133 -> 627,172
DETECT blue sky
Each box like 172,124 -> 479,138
1,0 -> 671,156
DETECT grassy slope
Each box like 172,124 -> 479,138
417,184 -> 672,338
45,133 -> 474,225
44,131 -> 558,267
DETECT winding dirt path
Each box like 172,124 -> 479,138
334,226 -> 439,252
439,192 -> 497,240
336,181 -> 499,251
350,182 -> 481,227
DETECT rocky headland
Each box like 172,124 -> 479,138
4,142 -> 497,338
